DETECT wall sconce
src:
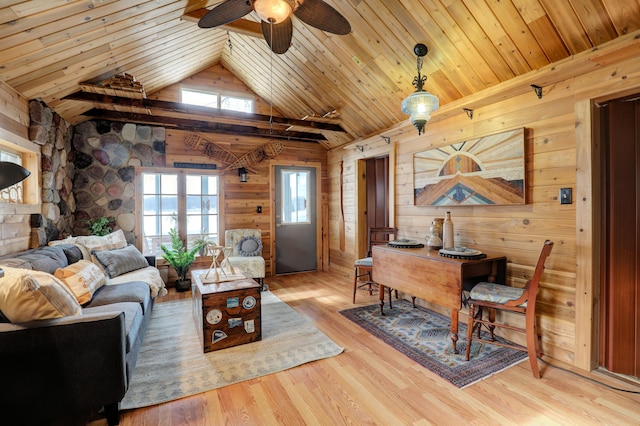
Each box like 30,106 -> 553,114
531,84 -> 543,99
0,161 -> 30,190
401,43 -> 439,135
238,167 -> 248,183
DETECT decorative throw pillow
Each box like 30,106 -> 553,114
0,267 -> 82,323
54,260 -> 106,305
237,236 -> 262,257
75,229 -> 128,253
92,245 -> 149,278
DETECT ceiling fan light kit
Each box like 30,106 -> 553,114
198,0 -> 351,54
402,43 -> 439,135
254,0 -> 294,23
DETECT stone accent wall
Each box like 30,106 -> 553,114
28,100 -> 75,241
71,120 -> 165,243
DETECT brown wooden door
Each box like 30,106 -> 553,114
600,94 -> 640,377
366,156 -> 389,230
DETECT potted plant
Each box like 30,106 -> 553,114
192,233 -> 216,256
85,216 -> 115,236
161,228 -> 203,292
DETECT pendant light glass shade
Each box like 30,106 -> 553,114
254,0 -> 294,24
0,161 -> 30,190
402,43 -> 439,135
401,91 -> 439,135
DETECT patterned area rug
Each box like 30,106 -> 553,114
340,300 -> 527,388
121,291 -> 343,409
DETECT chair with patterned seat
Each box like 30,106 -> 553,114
465,240 -> 554,378
353,227 -> 396,304
224,228 -> 266,288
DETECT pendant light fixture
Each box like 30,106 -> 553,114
401,43 -> 439,135
0,161 -> 30,190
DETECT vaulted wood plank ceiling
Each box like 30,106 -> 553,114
1,0 -> 639,149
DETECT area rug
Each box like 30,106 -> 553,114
121,291 -> 343,409
340,300 -> 527,388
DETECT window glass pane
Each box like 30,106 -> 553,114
204,176 -> 218,194
186,175 -> 201,194
186,195 -> 201,214
221,95 -> 253,113
142,174 -> 157,193
161,196 -> 177,215
182,89 -> 218,108
143,194 -> 159,213
186,215 -> 202,235
161,174 -> 177,194
281,170 -> 310,224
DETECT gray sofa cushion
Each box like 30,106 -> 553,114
83,302 -> 143,353
93,245 -> 149,278
58,244 -> 83,265
0,246 -> 69,274
88,282 -> 151,314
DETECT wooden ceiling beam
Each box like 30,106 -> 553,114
63,91 -> 345,132
82,108 -> 327,143
181,9 -> 262,38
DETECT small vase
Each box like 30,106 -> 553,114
442,211 -> 454,249
430,218 -> 444,240
426,218 -> 444,249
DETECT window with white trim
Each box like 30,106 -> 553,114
140,171 -> 219,256
181,88 -> 253,113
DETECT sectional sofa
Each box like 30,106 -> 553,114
0,230 -> 165,425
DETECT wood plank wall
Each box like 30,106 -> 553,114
150,64 -> 329,278
328,35 -> 640,370
0,80 -> 40,256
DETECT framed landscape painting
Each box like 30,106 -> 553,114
414,128 -> 526,206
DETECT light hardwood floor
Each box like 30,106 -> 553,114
103,271 -> 639,425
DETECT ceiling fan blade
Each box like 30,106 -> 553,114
261,18 -> 293,54
198,0 -> 253,28
294,0 -> 351,35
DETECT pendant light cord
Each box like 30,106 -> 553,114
269,21 -> 274,136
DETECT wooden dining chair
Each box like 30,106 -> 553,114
353,227 -> 396,304
465,240 -> 554,378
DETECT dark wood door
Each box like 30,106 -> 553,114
366,156 -> 389,230
600,94 -> 640,377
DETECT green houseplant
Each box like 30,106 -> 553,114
85,216 -> 115,236
161,228 -> 203,292
192,233 -> 216,256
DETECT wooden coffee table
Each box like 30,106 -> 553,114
191,269 -> 262,352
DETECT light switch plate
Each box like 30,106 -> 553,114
560,188 -> 572,204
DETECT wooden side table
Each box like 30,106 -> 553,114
191,269 -> 262,352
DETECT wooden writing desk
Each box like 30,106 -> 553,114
372,245 -> 506,353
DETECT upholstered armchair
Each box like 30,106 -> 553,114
224,228 -> 266,287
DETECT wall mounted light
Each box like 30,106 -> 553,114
0,161 -> 30,190
238,167 -> 248,183
401,43 -> 439,135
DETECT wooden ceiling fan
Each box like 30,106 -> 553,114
198,0 -> 351,54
